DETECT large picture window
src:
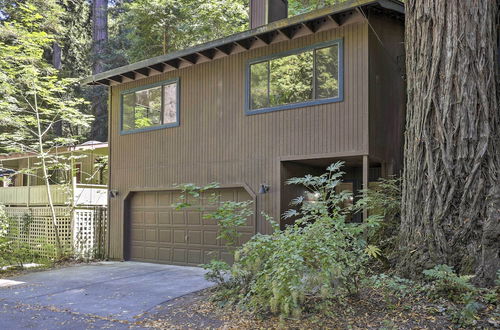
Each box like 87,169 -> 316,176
121,79 -> 179,133
247,40 -> 342,114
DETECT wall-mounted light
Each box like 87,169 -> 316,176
258,184 -> 270,194
109,189 -> 119,198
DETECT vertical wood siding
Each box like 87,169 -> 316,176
108,22 -> 370,259
368,14 -> 406,174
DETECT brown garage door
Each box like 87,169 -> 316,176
127,188 -> 255,265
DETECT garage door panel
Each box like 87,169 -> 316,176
172,212 -> 185,225
158,191 -> 172,206
144,192 -> 157,207
188,249 -> 202,264
187,212 -> 201,225
172,248 -> 186,263
144,246 -> 157,260
203,231 -> 218,246
131,211 -> 144,225
131,245 -> 144,259
188,230 -> 202,244
145,229 -> 157,242
158,247 -> 172,262
159,229 -> 172,242
158,212 -> 171,224
129,188 -> 255,265
131,228 -> 144,241
144,211 -> 157,225
173,229 -> 186,243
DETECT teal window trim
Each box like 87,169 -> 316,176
120,78 -> 180,135
245,39 -> 344,115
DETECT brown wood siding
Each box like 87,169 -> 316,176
250,0 -> 267,29
368,13 -> 405,175
107,22 -> 369,260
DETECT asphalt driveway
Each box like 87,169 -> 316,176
0,261 -> 213,329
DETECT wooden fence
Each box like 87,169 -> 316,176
4,206 -> 107,259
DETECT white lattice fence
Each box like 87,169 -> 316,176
5,207 -> 72,256
73,207 -> 107,259
4,206 -> 107,259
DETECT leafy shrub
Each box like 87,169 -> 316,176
423,264 -> 477,303
355,177 -> 401,268
173,183 -> 253,248
206,162 -> 381,318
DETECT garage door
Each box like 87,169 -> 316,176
127,188 -> 255,265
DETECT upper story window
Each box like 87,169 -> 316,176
121,79 -> 179,134
246,39 -> 343,114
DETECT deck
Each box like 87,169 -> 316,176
0,184 -> 107,206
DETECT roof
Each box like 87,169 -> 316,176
83,0 -> 404,86
0,142 -> 108,161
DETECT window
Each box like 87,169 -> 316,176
121,79 -> 179,133
247,40 -> 342,114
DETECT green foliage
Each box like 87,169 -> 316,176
118,0 -> 248,63
355,177 -> 401,267
208,162 -> 381,318
423,264 -> 477,303
173,182 -> 253,247
203,259 -> 231,285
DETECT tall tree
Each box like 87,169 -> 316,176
0,1 -> 92,254
91,0 -> 108,141
119,0 -> 248,63
399,0 -> 499,286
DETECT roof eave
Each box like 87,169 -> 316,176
82,0 -> 403,86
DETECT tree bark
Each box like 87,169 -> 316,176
399,0 -> 500,286
91,0 -> 108,142
52,42 -> 63,137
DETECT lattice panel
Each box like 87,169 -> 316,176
5,207 -> 72,257
4,206 -> 108,259
74,207 -> 107,259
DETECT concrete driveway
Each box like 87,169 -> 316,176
0,261 -> 213,329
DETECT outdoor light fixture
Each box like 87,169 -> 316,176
109,189 -> 119,198
258,184 -> 270,194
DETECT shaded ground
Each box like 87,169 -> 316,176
138,287 -> 498,329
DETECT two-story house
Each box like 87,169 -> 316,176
84,0 -> 405,266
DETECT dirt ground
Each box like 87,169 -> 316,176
135,287 -> 493,329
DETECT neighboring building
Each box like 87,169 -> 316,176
0,141 -> 108,207
0,141 -> 109,258
84,0 -> 405,266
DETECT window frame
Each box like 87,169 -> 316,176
245,39 -> 344,115
120,78 -> 180,135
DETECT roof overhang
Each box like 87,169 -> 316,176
82,0 -> 403,87
0,142 -> 109,161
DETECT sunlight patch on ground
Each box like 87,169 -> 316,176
0,279 -> 25,288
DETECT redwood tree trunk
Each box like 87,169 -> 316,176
91,0 -> 108,142
399,0 -> 500,286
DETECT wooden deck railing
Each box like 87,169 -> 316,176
0,184 -> 107,206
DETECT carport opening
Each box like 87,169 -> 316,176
280,157 -> 382,229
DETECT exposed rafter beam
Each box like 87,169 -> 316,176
255,33 -> 273,44
215,43 -> 235,55
235,38 -> 253,50
120,71 -> 136,80
301,22 -> 315,33
181,53 -> 199,64
198,48 -> 217,59
148,63 -> 165,73
134,67 -> 150,76
108,75 -> 122,83
165,59 -> 181,69
329,13 -> 341,26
